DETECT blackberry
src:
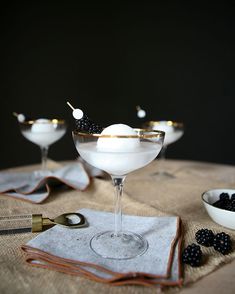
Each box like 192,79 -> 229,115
225,199 -> 235,212
195,229 -> 214,247
219,193 -> 229,201
182,243 -> 202,267
213,199 -> 226,209
232,199 -> 235,210
213,193 -> 235,212
213,232 -> 232,255
75,114 -> 102,134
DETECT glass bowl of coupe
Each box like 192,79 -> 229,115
143,120 -> 184,178
19,117 -> 67,173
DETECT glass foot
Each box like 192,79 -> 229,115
90,230 -> 148,260
151,171 -> 175,179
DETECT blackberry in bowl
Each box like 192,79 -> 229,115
202,189 -> 235,230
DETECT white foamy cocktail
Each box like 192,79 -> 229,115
19,118 -> 66,171
75,124 -> 162,175
21,119 -> 66,147
77,141 -> 161,176
142,120 -> 184,178
151,121 -> 183,146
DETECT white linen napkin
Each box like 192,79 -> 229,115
22,209 -> 183,287
0,163 -> 90,203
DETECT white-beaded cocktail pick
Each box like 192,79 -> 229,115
13,112 -> 26,123
66,101 -> 84,120
67,101 -> 102,134
136,105 -> 146,118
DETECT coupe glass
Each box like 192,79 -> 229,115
73,129 -> 164,259
143,121 -> 184,178
19,119 -> 67,173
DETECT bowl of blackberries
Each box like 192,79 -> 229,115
202,189 -> 235,230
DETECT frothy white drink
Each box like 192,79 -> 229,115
97,124 -> 140,151
77,141 -> 161,176
152,122 -> 183,146
76,123 -> 162,175
22,119 -> 66,147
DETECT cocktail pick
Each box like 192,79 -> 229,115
67,101 -> 102,133
136,105 -> 146,118
66,101 -> 84,120
13,112 -> 26,122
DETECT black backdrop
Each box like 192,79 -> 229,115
1,2 -> 235,169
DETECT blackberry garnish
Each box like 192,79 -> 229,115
231,194 -> 235,201
195,229 -> 214,247
182,243 -> 202,267
219,193 -> 229,201
213,232 -> 232,255
75,114 -> 102,134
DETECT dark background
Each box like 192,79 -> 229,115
1,2 -> 235,169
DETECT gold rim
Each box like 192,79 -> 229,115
73,128 -> 165,139
20,119 -> 66,125
143,120 -> 184,129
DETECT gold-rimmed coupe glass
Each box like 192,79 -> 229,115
73,129 -> 165,259
143,121 -> 184,178
19,119 -> 67,172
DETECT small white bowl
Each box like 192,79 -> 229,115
202,189 -> 235,230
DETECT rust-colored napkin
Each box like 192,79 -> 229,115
22,208 -> 183,287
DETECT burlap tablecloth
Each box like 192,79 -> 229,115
0,159 -> 235,294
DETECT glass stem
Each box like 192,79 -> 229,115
40,146 -> 49,171
160,145 -> 167,160
111,175 -> 126,236
158,145 -> 167,174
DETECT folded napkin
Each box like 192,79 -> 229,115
0,163 -> 90,203
22,209 -> 183,287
